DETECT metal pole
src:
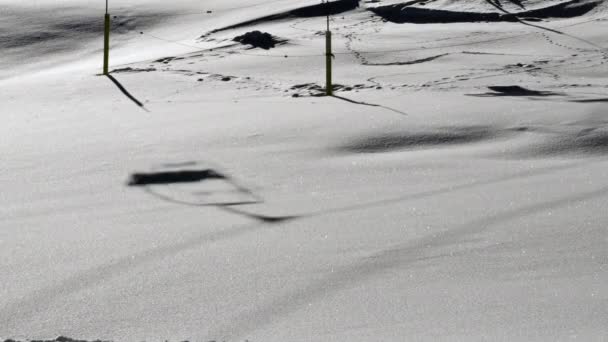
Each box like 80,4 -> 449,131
325,1 -> 333,96
103,0 -> 110,75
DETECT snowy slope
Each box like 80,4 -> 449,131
1,0 -> 607,341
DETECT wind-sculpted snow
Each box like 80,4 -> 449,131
0,7 -> 163,51
0,5 -> 167,79
337,126 -> 502,153
514,126 -> 608,157
203,0 -> 360,35
369,0 -> 602,23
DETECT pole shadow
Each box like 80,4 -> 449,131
106,74 -> 148,111
330,94 -> 408,116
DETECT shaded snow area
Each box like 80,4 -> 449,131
1,0 -> 608,341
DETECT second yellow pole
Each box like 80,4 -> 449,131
325,30 -> 332,96
103,13 -> 111,75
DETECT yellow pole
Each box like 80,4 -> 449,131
326,31 -> 332,96
103,13 -> 110,75
324,1 -> 333,96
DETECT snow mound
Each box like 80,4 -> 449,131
520,128 -> 608,157
0,5 -> 166,79
336,126 -> 503,153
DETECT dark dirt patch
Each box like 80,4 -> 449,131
290,83 -> 375,96
5,337 -> 109,342
206,74 -> 237,82
337,126 -> 499,153
233,31 -> 286,50
154,56 -> 186,64
111,67 -> 157,73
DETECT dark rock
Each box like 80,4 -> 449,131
55,337 -> 75,342
233,30 -> 285,50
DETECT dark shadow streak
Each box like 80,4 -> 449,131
330,95 -> 408,116
467,85 -> 563,97
0,221 -> 266,331
515,18 -> 603,50
209,184 -> 608,340
204,0 -> 359,35
107,74 -> 148,111
571,98 -> 608,103
363,53 -> 448,66
467,92 -> 560,97
218,205 -> 298,224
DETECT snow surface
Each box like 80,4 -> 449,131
1,0 -> 607,341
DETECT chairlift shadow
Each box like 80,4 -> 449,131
128,167 -> 296,224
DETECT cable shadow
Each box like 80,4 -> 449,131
106,74 -> 148,111
330,94 -> 408,116
219,205 -> 298,223
143,187 -> 296,223
362,53 -> 449,66
0,220 -> 265,332
516,19 -> 603,50
483,0 -> 604,50
207,183 -> 608,340
142,187 -> 260,208
301,159 -> 601,219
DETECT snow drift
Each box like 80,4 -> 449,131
369,0 -> 603,23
